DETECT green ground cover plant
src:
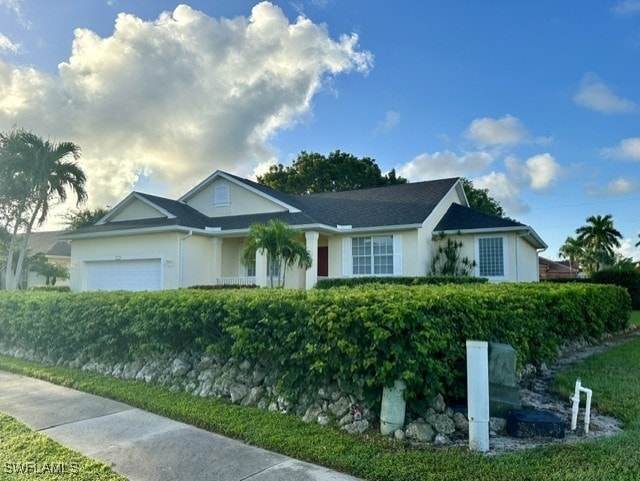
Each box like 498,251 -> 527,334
0,413 -> 125,481
1,318 -> 640,481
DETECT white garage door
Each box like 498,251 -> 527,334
86,259 -> 162,291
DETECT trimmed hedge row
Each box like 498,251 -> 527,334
592,269 -> 640,310
0,283 -> 631,404
315,275 -> 488,289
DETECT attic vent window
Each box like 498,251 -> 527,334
214,185 -> 230,207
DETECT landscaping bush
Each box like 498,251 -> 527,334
0,283 -> 631,405
27,285 -> 71,292
315,275 -> 487,289
591,268 -> 640,310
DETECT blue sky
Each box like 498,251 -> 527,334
1,0 -> 639,261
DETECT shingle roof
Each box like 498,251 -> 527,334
434,203 -> 526,231
64,173 -> 543,242
295,178 -> 459,227
47,240 -> 71,257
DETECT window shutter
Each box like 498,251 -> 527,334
342,237 -> 352,277
393,235 -> 403,275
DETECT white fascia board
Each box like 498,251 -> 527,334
435,226 -> 548,249
97,192 -> 176,225
178,170 -> 301,213
327,223 -> 422,234
60,225 -> 197,240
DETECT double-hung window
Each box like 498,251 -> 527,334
351,235 -> 394,276
476,236 -> 506,279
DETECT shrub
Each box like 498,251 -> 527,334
27,285 -> 71,292
591,269 -> 640,310
315,276 -> 487,289
0,283 -> 631,405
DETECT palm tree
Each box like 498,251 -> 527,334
1,130 -> 86,290
575,214 -> 623,273
558,236 -> 584,274
241,220 -> 312,288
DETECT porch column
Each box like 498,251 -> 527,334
255,249 -> 268,288
305,231 -> 319,290
211,238 -> 222,285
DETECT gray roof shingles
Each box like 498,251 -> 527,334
66,174 -> 470,235
434,203 -> 526,231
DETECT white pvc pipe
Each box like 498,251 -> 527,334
571,378 -> 593,434
467,340 -> 489,452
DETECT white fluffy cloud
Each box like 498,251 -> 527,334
574,74 -> 637,114
505,153 -> 561,190
0,33 -> 19,53
473,172 -> 530,215
396,150 -> 494,181
586,177 -> 639,196
616,237 -> 640,262
373,110 -> 400,134
0,2 -> 372,214
602,137 -> 640,160
464,114 -> 528,147
611,0 -> 640,16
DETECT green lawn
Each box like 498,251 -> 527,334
1,313 -> 639,481
0,413 -> 126,481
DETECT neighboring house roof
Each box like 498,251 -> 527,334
434,203 -> 547,249
47,240 -> 71,257
539,256 -> 580,278
24,231 -> 71,258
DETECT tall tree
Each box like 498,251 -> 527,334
575,214 -> 623,273
257,150 -> 406,194
460,178 -> 505,218
0,129 -> 86,290
63,206 -> 109,230
558,236 -> 584,274
241,220 -> 312,287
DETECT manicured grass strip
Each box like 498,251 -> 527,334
630,310 -> 640,327
552,327 -> 640,425
0,413 -> 126,481
3,330 -> 640,481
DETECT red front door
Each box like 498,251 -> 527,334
317,246 -> 328,277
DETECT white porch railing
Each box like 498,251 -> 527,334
216,276 -> 256,286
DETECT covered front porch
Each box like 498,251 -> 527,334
209,230 -> 330,289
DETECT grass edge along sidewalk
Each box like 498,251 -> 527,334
0,313 -> 638,481
0,412 -> 126,481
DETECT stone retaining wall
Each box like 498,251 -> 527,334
0,345 -> 481,442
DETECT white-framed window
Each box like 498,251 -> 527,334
214,184 -> 230,207
348,235 -> 400,276
475,236 -> 507,280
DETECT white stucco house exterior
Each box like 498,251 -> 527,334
60,171 -> 547,292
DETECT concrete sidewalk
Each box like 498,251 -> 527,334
0,370 -> 362,481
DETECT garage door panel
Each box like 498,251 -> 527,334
86,259 -> 161,291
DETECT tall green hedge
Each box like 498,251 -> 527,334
592,269 -> 640,310
0,283 -> 630,403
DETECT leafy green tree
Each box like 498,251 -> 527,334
460,178 -> 505,218
575,214 -> 623,274
558,236 -> 584,275
28,253 -> 69,285
257,150 -> 406,194
0,129 -> 86,290
63,206 -> 109,230
241,220 -> 312,287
